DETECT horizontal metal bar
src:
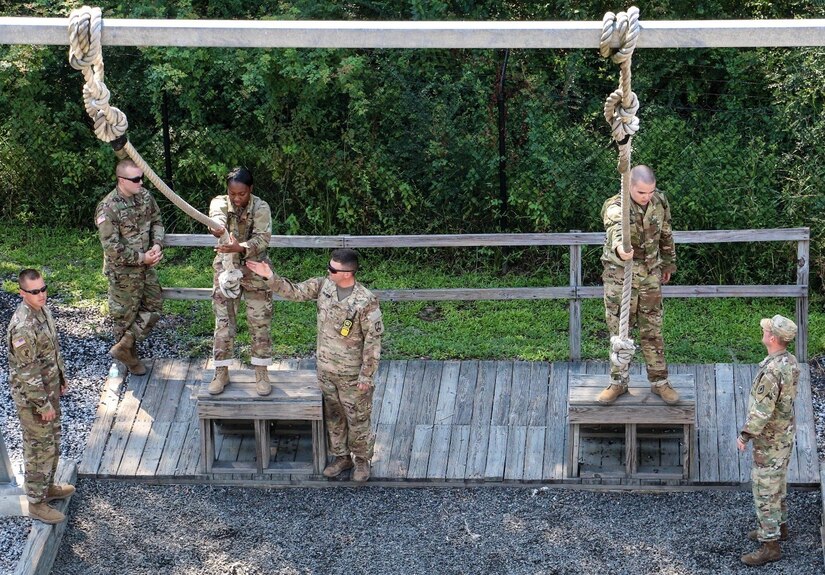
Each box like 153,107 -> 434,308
1,18 -> 824,48
163,228 -> 809,249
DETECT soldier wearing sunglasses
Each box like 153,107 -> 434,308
94,159 -> 165,375
246,249 -> 384,482
6,269 -> 75,524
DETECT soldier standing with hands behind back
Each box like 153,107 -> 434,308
246,249 -> 383,482
95,159 -> 165,375
6,269 -> 75,524
737,314 -> 799,567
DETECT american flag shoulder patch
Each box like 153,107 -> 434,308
12,337 -> 26,348
96,214 -> 106,225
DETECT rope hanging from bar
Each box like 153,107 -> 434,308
67,5 -> 243,298
600,6 -> 641,374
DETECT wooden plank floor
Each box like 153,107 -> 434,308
79,359 -> 821,486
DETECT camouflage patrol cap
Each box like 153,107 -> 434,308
760,314 -> 797,342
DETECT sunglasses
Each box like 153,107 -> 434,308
21,284 -> 48,295
118,175 -> 144,183
328,264 -> 354,274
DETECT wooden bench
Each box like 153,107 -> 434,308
567,374 -> 696,480
196,368 -> 325,475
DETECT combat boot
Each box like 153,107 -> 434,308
748,523 -> 788,542
651,380 -> 680,404
208,366 -> 229,395
352,457 -> 371,482
741,541 -> 781,566
109,332 -> 135,365
45,483 -> 76,502
323,455 -> 353,478
127,339 -> 147,376
28,501 -> 66,524
255,366 -> 271,396
597,384 -> 628,404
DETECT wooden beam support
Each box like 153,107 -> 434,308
1,17 -> 824,48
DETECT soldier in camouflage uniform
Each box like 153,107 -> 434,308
598,165 -> 680,405
207,167 -> 274,397
6,269 -> 75,524
246,249 -> 384,482
737,314 -> 799,567
95,159 -> 165,375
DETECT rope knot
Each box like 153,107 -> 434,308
68,6 -> 128,142
599,7 -> 641,63
610,335 -> 636,369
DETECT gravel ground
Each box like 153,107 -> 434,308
0,290 -> 824,574
52,483 -> 822,575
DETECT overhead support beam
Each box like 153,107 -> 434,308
0,18 -> 824,48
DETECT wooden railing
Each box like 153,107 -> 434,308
162,227 -> 810,361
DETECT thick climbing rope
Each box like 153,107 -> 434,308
600,6 -> 641,375
67,6 -> 243,298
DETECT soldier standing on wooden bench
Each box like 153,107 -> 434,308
246,249 -> 384,482
598,165 -> 680,405
6,269 -> 75,524
95,159 -> 165,375
207,167 -> 274,397
737,314 -> 799,567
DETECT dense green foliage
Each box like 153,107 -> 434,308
2,223 -> 823,362
1,1 -> 823,290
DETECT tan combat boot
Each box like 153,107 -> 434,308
127,339 -> 147,375
352,457 -> 371,482
45,483 -> 76,502
28,501 -> 66,524
109,332 -> 135,365
597,384 -> 628,404
741,541 -> 781,566
255,366 -> 271,396
748,523 -> 788,542
323,455 -> 353,478
651,380 -> 680,404
208,366 -> 229,395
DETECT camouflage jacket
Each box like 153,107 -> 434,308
6,302 -> 65,414
601,190 -> 676,274
95,187 -> 165,273
209,195 -> 271,270
741,350 -> 800,441
266,275 -> 383,385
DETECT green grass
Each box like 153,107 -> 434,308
2,223 -> 822,363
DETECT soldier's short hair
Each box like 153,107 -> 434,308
631,165 -> 656,186
227,167 -> 253,187
331,248 -> 359,272
18,268 -> 41,286
115,159 -> 139,177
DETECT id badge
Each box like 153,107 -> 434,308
340,319 -> 353,337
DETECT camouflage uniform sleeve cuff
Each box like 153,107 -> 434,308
738,432 -> 751,443
357,377 -> 374,388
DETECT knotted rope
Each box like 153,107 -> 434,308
68,6 -> 241,298
600,6 -> 641,375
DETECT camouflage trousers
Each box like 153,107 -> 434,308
16,404 -> 60,504
752,433 -> 794,541
107,266 -> 162,343
317,370 -> 374,459
603,263 -> 668,384
212,266 -> 273,366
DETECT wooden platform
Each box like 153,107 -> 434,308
78,358 -> 821,487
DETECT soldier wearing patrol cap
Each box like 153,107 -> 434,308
737,314 -> 799,567
6,269 -> 75,524
246,249 -> 383,482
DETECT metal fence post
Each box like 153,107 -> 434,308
569,230 -> 582,360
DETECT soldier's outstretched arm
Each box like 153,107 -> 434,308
245,261 -> 323,302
